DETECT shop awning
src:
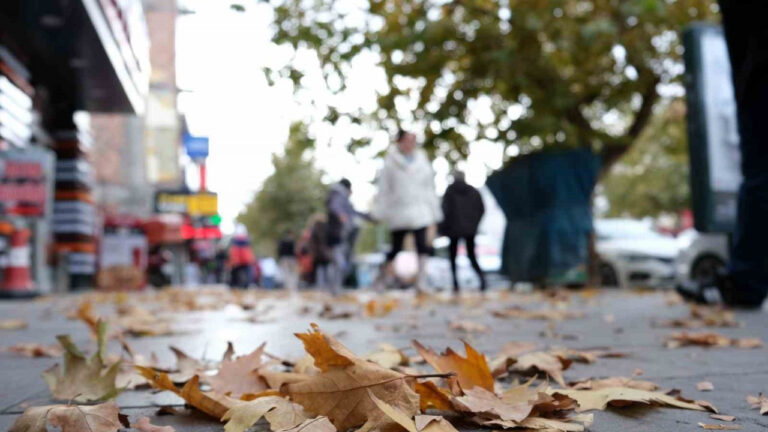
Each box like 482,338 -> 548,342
0,0 -> 150,115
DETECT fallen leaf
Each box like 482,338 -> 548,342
0,319 -> 28,330
414,415 -> 459,432
657,305 -> 740,329
448,320 -> 488,333
553,387 -> 714,412
414,381 -> 453,411
368,389 -> 419,432
4,343 -> 62,358
207,343 -> 269,397
489,342 -> 538,377
710,414 -> 736,422
698,423 -> 742,430
665,332 -> 764,349
167,346 -> 207,383
746,393 -> 768,415
136,367 -> 233,420
512,352 -> 571,387
548,348 -> 626,364
413,340 -> 494,392
319,304 -> 355,320
283,324 -> 420,432
42,322 -> 122,402
260,371 -> 310,389
364,299 -> 398,317
133,416 -> 176,432
9,402 -> 122,432
492,306 -> 584,321
222,396 -> 310,432
698,381 -> 714,392
569,377 -> 658,392
282,416 -> 337,432
453,386 -> 534,422
365,343 -> 408,369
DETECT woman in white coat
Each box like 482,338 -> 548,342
373,130 -> 442,290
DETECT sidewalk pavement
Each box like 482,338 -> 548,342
0,287 -> 766,431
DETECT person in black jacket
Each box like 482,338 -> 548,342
440,170 -> 486,293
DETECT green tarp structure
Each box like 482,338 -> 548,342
486,149 -> 600,282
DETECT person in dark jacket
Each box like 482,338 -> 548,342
441,170 -> 486,293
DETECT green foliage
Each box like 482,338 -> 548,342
602,99 -> 689,217
237,124 -> 327,255
267,0 -> 718,169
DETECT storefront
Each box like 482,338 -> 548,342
0,0 -> 150,294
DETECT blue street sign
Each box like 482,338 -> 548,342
184,133 -> 209,159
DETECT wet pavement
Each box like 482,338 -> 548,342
0,286 -> 766,431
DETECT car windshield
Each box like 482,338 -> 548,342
595,220 -> 668,241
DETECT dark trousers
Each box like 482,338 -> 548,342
386,227 -> 429,262
449,236 -> 486,292
720,1 -> 768,305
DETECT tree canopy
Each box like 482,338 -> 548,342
261,0 -> 718,171
602,99 -> 689,217
236,124 -> 327,255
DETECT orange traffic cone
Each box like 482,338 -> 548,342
1,227 -> 36,298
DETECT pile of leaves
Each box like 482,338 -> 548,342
12,321 -> 732,432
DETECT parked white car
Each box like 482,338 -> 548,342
595,219 -> 680,288
674,229 -> 729,288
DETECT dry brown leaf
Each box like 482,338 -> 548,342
413,340 -> 494,392
698,423 -> 742,430
511,352 -> 571,387
414,381 -> 453,411
222,396 -> 310,432
710,414 -> 736,422
282,416 -> 337,432
569,377 -> 658,392
133,417 -> 176,432
136,367 -> 233,420
0,319 -> 27,330
658,305 -> 740,329
548,348 -> 626,364
492,306 -> 584,321
483,414 -> 593,431
665,332 -> 764,349
167,346 -> 206,383
207,343 -> 269,397
453,386 -> 534,422
365,343 -> 409,369
283,324 -> 420,432
9,402 -> 122,432
448,320 -> 488,333
365,299 -> 398,317
260,371 -> 309,389
697,381 -> 714,392
414,415 -> 459,432
4,343 -> 62,358
553,387 -> 714,412
489,342 -> 538,377
746,393 -> 768,415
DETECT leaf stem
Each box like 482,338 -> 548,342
409,372 -> 456,379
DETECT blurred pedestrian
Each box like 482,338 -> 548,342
228,232 -> 255,289
373,129 -> 442,291
277,230 -> 299,292
307,213 -> 335,294
440,170 -> 486,293
679,2 -> 768,308
326,178 -> 371,291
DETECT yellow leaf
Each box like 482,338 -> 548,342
222,396 -> 310,432
414,381 -> 453,411
413,340 -> 494,392
294,323 -> 354,371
